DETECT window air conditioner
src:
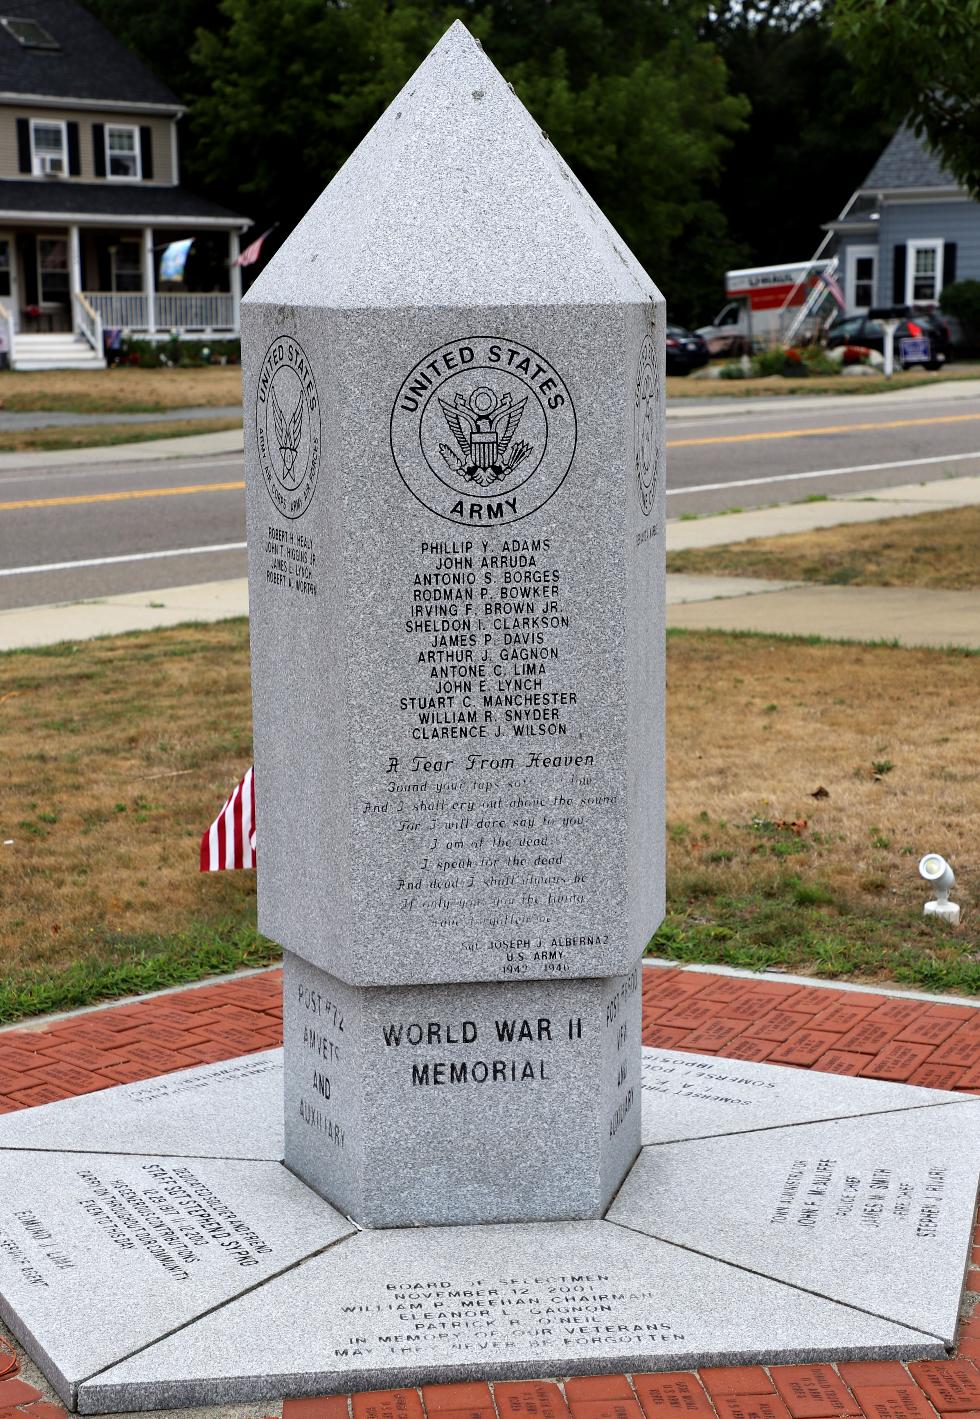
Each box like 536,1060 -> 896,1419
38,155 -> 65,177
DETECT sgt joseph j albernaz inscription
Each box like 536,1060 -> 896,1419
391,337 -> 577,526
255,335 -> 321,520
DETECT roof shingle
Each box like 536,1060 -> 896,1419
860,124 -> 958,192
0,0 -> 178,107
0,177 -> 247,223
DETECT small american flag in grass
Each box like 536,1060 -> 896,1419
200,766 -> 256,871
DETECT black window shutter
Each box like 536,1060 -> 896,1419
16,117 -> 31,173
92,123 -> 105,177
67,121 -> 81,176
139,126 -> 153,180
892,244 -> 907,304
943,241 -> 958,290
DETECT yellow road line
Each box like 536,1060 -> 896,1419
0,480 -> 245,512
667,411 -> 980,449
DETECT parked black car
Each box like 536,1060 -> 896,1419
666,323 -> 710,375
825,310 -> 951,369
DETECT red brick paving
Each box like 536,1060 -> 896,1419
1,964 -> 979,1416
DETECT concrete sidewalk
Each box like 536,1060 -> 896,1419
2,471 -> 979,654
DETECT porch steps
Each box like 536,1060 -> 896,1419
13,333 -> 106,372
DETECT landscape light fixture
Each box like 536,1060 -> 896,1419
918,852 -> 960,926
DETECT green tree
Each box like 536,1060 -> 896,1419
834,0 -> 980,197
187,0 -> 747,322
707,1 -> 897,271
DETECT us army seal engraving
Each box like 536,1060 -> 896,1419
634,333 -> 659,518
391,336 -> 576,525
255,335 -> 321,519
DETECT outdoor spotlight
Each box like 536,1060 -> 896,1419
918,853 -> 960,926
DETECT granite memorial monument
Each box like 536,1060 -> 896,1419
242,18 -> 665,1225
0,24 -> 978,1414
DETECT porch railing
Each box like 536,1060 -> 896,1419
84,292 -> 236,333
73,291 -> 103,357
0,300 -> 15,368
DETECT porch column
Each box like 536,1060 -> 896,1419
68,224 -> 82,332
143,226 -> 156,335
229,230 -> 242,334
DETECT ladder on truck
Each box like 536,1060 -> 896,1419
780,254 -> 840,345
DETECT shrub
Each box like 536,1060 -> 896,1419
941,279 -> 980,335
111,335 -> 241,368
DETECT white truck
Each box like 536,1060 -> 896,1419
697,260 -> 835,355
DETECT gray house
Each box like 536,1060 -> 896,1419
823,125 -> 970,316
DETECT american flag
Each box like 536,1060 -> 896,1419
235,226 -> 275,268
816,267 -> 847,311
200,766 -> 256,871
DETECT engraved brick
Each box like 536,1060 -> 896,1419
495,1382 -> 571,1419
569,1399 -> 644,1419
712,1396 -> 792,1419
424,1384 -> 494,1411
352,1390 -> 424,1419
907,1363 -> 980,1412
632,1374 -> 714,1419
850,1385 -> 939,1419
564,1378 -> 635,1404
770,1366 -> 859,1418
860,1041 -> 934,1082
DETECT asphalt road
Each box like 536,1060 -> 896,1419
2,388 -> 980,612
666,388 -> 980,516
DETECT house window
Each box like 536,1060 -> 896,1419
907,240 -> 943,304
0,16 -> 58,48
0,238 -> 10,298
30,119 -> 66,175
854,257 -> 875,309
38,237 -> 69,305
105,126 -> 140,180
111,240 -> 142,292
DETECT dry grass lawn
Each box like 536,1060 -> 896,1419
0,621 -> 257,998
0,416 -> 241,454
0,624 -> 976,1015
667,505 -> 980,590
0,365 -> 242,414
666,631 -> 978,911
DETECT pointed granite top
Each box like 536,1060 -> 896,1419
245,21 -> 660,310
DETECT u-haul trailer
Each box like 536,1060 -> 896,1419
697,260 -> 833,355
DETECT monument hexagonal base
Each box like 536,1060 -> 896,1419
282,950 -> 643,1227
1,1035 -> 978,1412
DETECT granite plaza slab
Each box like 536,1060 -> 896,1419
612,1103 -> 980,1345
640,1047 -> 973,1144
80,1219 -> 939,1415
0,1148 -> 354,1403
0,1045 -> 976,1411
0,1050 -> 283,1159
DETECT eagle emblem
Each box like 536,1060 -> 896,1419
271,386 -> 304,484
438,385 -> 533,486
